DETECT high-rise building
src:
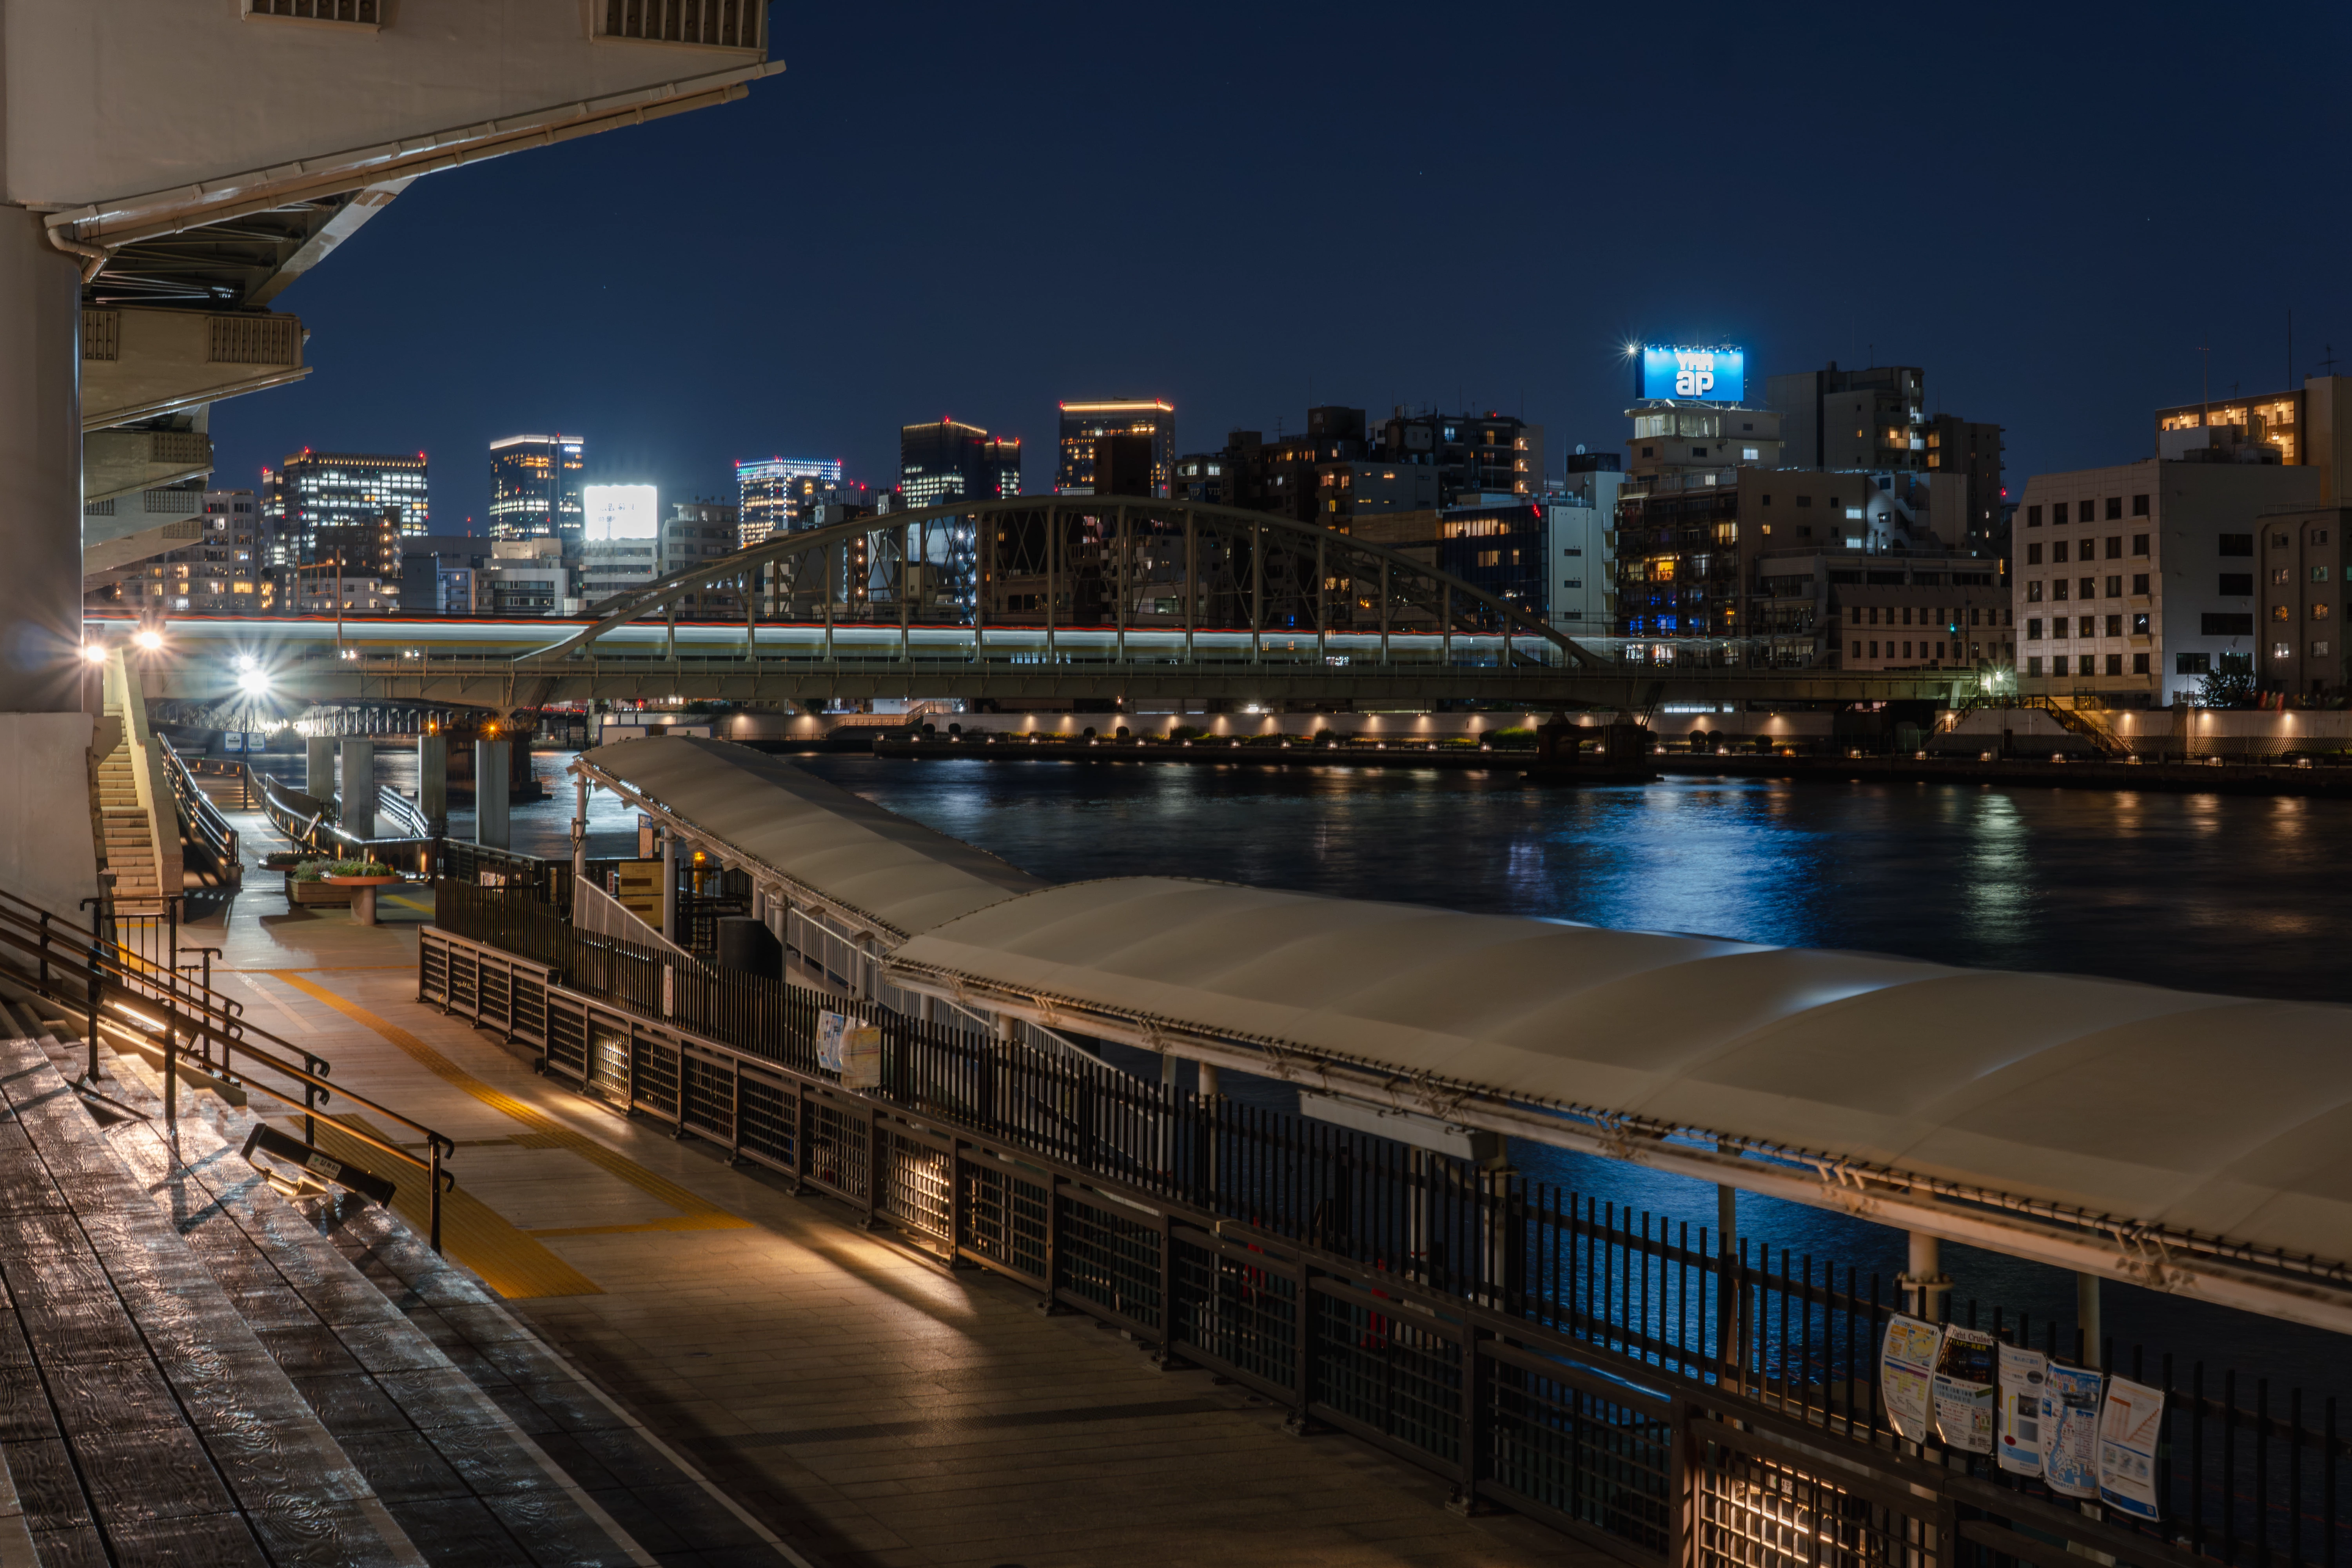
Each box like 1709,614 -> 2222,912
1057,400 -> 1172,496
487,434 -> 585,544
1766,364 -> 2005,553
736,457 -> 843,544
262,450 -> 429,567
1377,409 -> 1544,501
900,420 -> 1021,508
659,500 -> 744,616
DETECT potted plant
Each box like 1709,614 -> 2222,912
319,858 -> 400,925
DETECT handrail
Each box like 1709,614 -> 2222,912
250,766 -> 435,864
155,737 -> 241,886
0,884 -> 454,1248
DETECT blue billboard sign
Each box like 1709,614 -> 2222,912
1640,345 -> 1744,402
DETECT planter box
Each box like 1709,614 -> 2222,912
285,874 -> 352,907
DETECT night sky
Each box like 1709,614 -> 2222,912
211,3 -> 2352,531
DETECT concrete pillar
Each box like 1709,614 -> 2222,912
660,825 -> 678,944
0,210 -> 86,717
474,739 -> 510,848
416,733 -> 448,834
1196,1062 -> 1220,1098
305,735 -> 336,796
339,739 -> 376,842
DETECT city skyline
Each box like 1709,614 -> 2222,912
200,5 -> 2349,540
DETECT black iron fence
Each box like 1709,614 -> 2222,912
428,880 -> 2350,1568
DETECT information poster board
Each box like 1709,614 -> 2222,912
614,859 -> 663,924
1880,1315 -> 1941,1443
2044,1362 -> 2103,1498
2098,1375 -> 2165,1521
1996,1344 -> 2049,1477
1932,1327 -> 1997,1453
818,1010 -> 884,1089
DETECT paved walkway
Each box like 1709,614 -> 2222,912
190,827 -> 1585,1568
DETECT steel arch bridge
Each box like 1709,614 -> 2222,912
125,498 -> 1989,713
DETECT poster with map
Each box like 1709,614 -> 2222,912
2044,1362 -> 2103,1499
1880,1315 -> 1942,1443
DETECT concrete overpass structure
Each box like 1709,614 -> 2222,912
0,0 -> 782,913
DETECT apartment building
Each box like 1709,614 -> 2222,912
2012,460 -> 2322,705
2254,504 -> 2352,696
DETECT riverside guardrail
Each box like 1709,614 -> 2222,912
426,879 -> 2352,1568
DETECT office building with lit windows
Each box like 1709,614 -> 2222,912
901,420 -> 1021,508
737,456 -> 843,544
261,450 -> 429,568
1057,400 -> 1172,496
2255,503 -> 2352,698
2154,377 -> 2352,498
488,434 -> 586,545
2012,459 -> 2321,706
94,489 -> 265,615
1766,363 -> 2005,554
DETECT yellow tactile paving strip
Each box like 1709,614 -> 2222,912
312,1114 -> 604,1300
265,971 -> 751,1296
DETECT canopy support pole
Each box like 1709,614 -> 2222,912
1901,1231 -> 1953,1321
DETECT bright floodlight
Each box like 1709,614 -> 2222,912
234,653 -> 256,671
584,483 -> 657,541
237,668 -> 271,696
80,644 -> 105,664
133,629 -> 163,652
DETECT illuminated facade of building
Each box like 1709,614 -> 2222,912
900,421 -> 1021,508
100,489 -> 265,615
1057,400 -> 1172,496
488,434 -> 586,544
737,456 -> 843,544
262,450 -> 429,568
2154,377 -> 2352,499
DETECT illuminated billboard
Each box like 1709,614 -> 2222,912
1639,345 -> 1745,403
584,483 -> 656,540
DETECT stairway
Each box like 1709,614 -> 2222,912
0,1000 -> 781,1567
95,690 -> 169,912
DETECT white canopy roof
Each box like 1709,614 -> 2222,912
893,876 -> 2352,1270
577,737 -> 1040,938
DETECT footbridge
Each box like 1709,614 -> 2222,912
105,497 -> 2000,717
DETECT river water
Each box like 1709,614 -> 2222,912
470,751 -> 2352,1388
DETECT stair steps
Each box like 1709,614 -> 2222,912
0,1005 -> 779,1566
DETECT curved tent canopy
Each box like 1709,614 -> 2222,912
574,736 -> 1040,938
891,875 -> 2352,1274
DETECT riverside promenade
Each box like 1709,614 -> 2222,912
198,823 -> 1577,1568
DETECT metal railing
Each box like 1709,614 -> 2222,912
155,737 -> 241,887
0,885 -> 455,1249
429,881 -> 2352,1568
